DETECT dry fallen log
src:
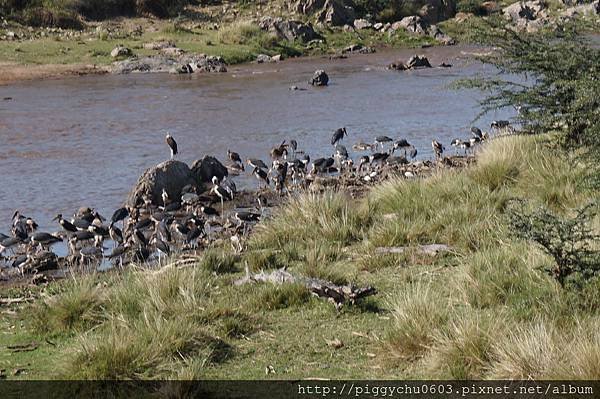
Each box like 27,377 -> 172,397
234,267 -> 376,309
375,244 -> 451,256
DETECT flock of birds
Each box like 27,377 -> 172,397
0,120 -> 512,276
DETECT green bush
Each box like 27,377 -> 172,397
507,200 -> 600,287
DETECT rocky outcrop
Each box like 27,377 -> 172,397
417,0 -> 457,23
258,17 -> 322,42
309,69 -> 329,86
395,15 -> 429,35
294,0 -> 326,14
503,0 -> 544,20
126,160 -> 198,207
111,54 -> 227,74
317,0 -> 356,26
388,55 -> 432,70
190,156 -> 228,184
110,46 -> 133,58
353,18 -> 373,29
391,16 -> 454,45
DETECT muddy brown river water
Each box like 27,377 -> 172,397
0,45 -> 513,234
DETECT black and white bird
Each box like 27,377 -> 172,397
30,232 -> 62,248
392,139 -> 417,158
331,127 -> 347,146
432,140 -> 445,159
211,176 -> 233,215
247,158 -> 269,170
53,214 -> 78,233
152,236 -> 171,259
334,144 -> 349,159
471,127 -> 483,140
369,152 -> 389,165
253,167 -> 270,188
228,149 -> 244,169
289,139 -> 298,157
374,135 -> 393,150
200,206 -> 220,218
451,139 -> 471,155
235,211 -> 261,224
312,157 -> 335,174
111,207 -> 129,225
165,133 -> 178,159
491,120 -> 510,130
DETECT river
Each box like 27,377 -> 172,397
0,44 -> 513,234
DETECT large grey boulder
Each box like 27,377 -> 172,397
190,156 -> 228,184
309,70 -> 329,86
259,17 -> 322,42
127,160 -> 197,207
317,0 -> 356,26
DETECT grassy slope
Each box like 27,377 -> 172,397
1,134 -> 599,380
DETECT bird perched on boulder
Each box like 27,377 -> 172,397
165,133 -> 178,159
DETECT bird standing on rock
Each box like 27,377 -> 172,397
165,133 -> 178,159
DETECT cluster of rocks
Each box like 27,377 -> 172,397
388,54 -> 434,70
452,0 -> 600,32
111,52 -> 227,75
127,156 -> 228,208
258,16 -> 322,43
288,0 -> 456,45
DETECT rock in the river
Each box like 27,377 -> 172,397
111,46 -> 133,58
127,160 -> 198,207
309,69 -> 329,86
259,17 -> 322,42
190,156 -> 228,184
317,0 -> 356,26
353,18 -> 373,30
388,55 -> 432,70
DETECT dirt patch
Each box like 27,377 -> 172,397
0,62 -> 109,86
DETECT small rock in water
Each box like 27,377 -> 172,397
309,69 -> 329,86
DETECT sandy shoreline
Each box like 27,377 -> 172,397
0,62 -> 111,86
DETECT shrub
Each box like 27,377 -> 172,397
506,200 -> 600,287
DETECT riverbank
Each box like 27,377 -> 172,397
0,3 -> 440,85
2,0 -> 599,85
1,134 -> 598,381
